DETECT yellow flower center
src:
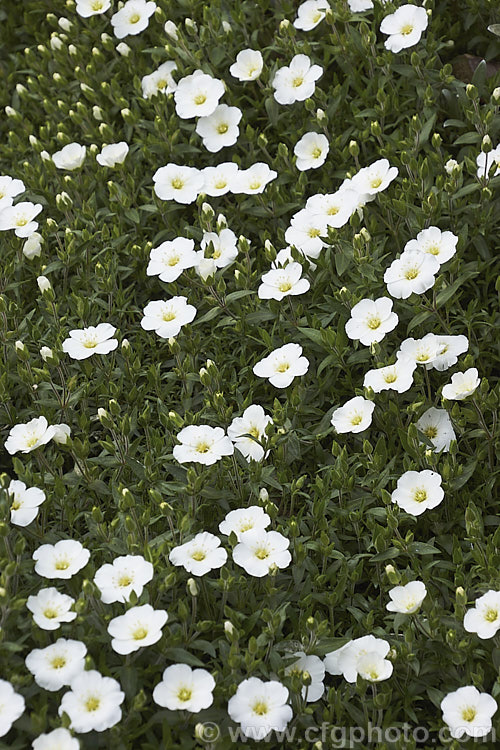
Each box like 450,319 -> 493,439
292,77 -> 304,88
308,227 -> 320,237
26,434 -> 39,448
16,217 -> 28,226
191,550 -> 206,561
462,707 -> 477,722
384,372 -> 397,383
485,608 -> 498,623
162,311 -> 176,322
132,626 -> 148,640
51,656 -> 67,669
367,316 -> 381,330
156,79 -> 167,90
276,362 -> 290,373
424,426 -> 438,439
214,179 -> 227,189
404,267 -> 419,280
239,521 -> 254,532
416,352 -> 431,362
129,13 -> 141,24
370,177 -> 382,189
43,607 -> 58,619
426,244 -> 440,256
167,254 -> 180,267
178,687 -> 192,702
253,700 -> 269,715
312,147 -> 322,159
55,558 -> 70,570
82,335 -> 98,349
413,488 -> 427,503
312,10 -> 323,22
401,23 -> 414,36
171,177 -> 184,190
249,180 -> 261,190
248,425 -> 260,438
217,123 -> 229,134
255,547 -> 270,560
278,281 -> 292,293
11,499 -> 21,511
194,94 -> 207,105
351,414 -> 362,426
85,696 -> 101,712
91,0 -> 104,9
118,574 -> 133,587
212,249 -> 221,259
195,441 -> 211,454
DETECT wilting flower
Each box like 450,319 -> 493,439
52,143 -> 86,170
111,0 -> 156,38
107,604 -> 168,654
442,368 -> 480,400
0,680 -> 25,738
141,61 -> 177,98
169,532 -> 227,576
386,581 -> 427,613
229,49 -> 263,81
22,232 -> 43,259
153,164 -> 204,204
440,686 -> 497,739
404,226 -> 458,265
33,539 -> 90,579
153,664 -> 215,712
146,238 -> 198,283
62,324 -> 118,360
59,670 -> 125,733
272,54 -> 323,105
253,343 -> 309,388
27,588 -> 77,631
384,249 -> 440,299
219,506 -> 271,539
227,405 -> 273,461
464,591 -> 500,639
25,639 -> 87,691
196,104 -> 242,153
141,297 -> 196,338
294,132 -> 329,171
416,407 -> 456,452
331,396 -> 375,434
0,201 -> 43,237
380,4 -> 429,53
258,262 -> 310,301
293,0 -> 329,31
8,479 -> 46,527
233,529 -> 291,577
391,469 -> 444,516
5,416 -> 57,455
286,652 -> 325,702
174,70 -> 225,119
228,678 -> 293,740
345,297 -> 398,345
96,142 -> 129,167
93,554 -> 154,604
350,158 -> 398,195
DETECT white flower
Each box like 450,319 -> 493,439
258,263 -> 310,301
37,275 -> 52,293
141,297 -> 196,338
62,323 -> 118,360
174,70 -> 225,119
464,591 -> 500,639
219,506 -> 271,540
384,249 -> 440,299
416,407 -> 456,453
231,162 -> 277,194
391,469 -> 444,516
363,358 -> 416,394
272,54 -> 323,105
108,604 -> 168,654
233,529 -> 291,577
294,132 -> 329,171
26,639 -> 87,692
351,158 -> 398,195
196,257 -> 217,281
202,162 -> 239,196
345,297 -> 398,346
286,652 -> 325,702
40,346 -> 53,361
229,49 -> 263,81
96,142 -> 129,167
442,368 -> 480,400
199,227 -> 238,269
397,333 -> 440,366
173,425 -> 234,465
0,174 -> 25,211
146,238 -> 198,283
111,0 -> 156,39
76,0 -> 111,17
52,143 -> 86,170
169,531 -> 227,576
386,581 -> 427,613
141,61 -> 177,98
228,678 -> 293,741
59,670 -> 125,733
285,209 -> 327,259
0,201 -> 43,237
22,232 -> 43,259
426,335 -> 469,372
8,479 -> 46,527
153,163 -> 204,204
327,635 -> 392,683
227,405 -> 273,461
440,686 -> 497,739
164,20 -> 178,40
93,554 -> 153,604
0,680 -> 25,738
331,396 -> 375,434
476,146 -> 500,179
253,343 -> 309,389
380,4 -> 429,53
294,0 -> 330,31
196,104 -> 242,153
404,226 -> 458,265
153,664 -> 215,712
348,0 -> 374,10
26,587 -> 77,630
5,416 -> 57,455
32,727 -> 79,750
33,540 -> 90,579
445,158 -> 459,175
52,423 -> 71,445
306,189 -> 359,229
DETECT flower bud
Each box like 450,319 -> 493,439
37,275 -> 52,293
492,87 -> 500,102
481,134 -> 492,153
187,578 -> 198,597
116,42 -> 131,57
164,20 -> 178,39
22,232 -> 43,259
40,346 -> 53,361
222,20 -> 232,33
58,17 -> 72,32
348,140 -> 359,158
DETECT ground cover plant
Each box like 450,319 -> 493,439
0,0 -> 499,748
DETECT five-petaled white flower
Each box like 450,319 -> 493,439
33,539 -> 90,579
404,226 -> 458,265
253,343 -> 309,389
5,416 -> 57,455
153,664 -> 215,712
228,677 -> 293,741
293,0 -> 330,31
141,61 -> 177,99
173,425 -> 234,465
25,639 -> 87,692
108,604 -> 168,654
464,591 -> 500,640
331,396 -> 375,434
233,529 -> 291,577
0,174 -> 25,211
391,469 -> 444,516
141,296 -> 197,338
219,506 -> 271,540
169,531 -> 228,576
196,104 -> 242,153
202,162 -> 239,196
174,70 -> 225,119
96,142 -> 129,167
59,670 -> 125,733
62,324 -> 118,360
294,132 -> 329,171
380,4 -> 429,53
345,297 -> 398,346
440,686 -> 497,739
111,0 -> 156,38
416,407 -> 456,453
0,201 -> 43,237
272,54 -> 323,105
32,727 -> 79,750
231,162 -> 277,194
351,158 -> 398,195
0,679 -> 25,738
386,581 -> 427,613
384,249 -> 440,299
93,554 -> 154,604
442,368 -> 480,400
26,587 -> 77,631
227,405 -> 273,462
153,164 -> 204,204
325,635 -> 392,683
258,262 -> 310,301
8,479 -> 46,527
52,143 -> 86,170
363,358 -> 416,394
146,238 -> 198,283
229,49 -> 263,81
